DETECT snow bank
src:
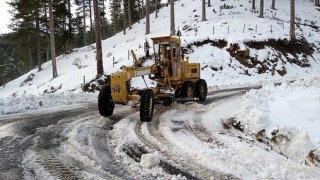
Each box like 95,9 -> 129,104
0,92 -> 97,116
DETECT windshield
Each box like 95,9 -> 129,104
153,41 -> 170,64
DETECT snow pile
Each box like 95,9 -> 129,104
0,91 -> 97,115
236,75 -> 320,161
140,152 -> 161,169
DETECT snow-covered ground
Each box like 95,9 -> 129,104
109,75 -> 320,179
0,0 -> 319,179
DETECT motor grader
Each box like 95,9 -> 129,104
98,36 -> 207,122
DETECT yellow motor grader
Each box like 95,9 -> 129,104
98,36 -> 207,122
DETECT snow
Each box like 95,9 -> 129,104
0,0 -> 320,179
140,152 -> 161,169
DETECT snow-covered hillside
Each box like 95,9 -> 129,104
1,1 -> 320,179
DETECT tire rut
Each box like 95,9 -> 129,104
36,149 -> 80,180
91,119 -> 134,179
134,106 -> 236,180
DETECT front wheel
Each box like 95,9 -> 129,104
195,79 -> 207,101
181,81 -> 195,98
98,85 -> 115,117
140,89 -> 154,122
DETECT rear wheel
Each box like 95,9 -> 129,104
140,89 -> 155,122
195,79 -> 207,101
181,81 -> 195,98
98,85 -> 115,117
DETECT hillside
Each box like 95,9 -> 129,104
0,0 -> 319,108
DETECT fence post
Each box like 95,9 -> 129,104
113,56 -> 115,67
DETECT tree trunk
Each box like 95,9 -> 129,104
170,0 -> 175,36
123,0 -> 127,35
316,0 -> 320,6
202,0 -> 207,21
83,1 -> 87,46
36,8 -> 42,71
93,0 -> 104,77
145,0 -> 150,34
28,33 -> 33,71
208,0 -> 211,7
271,0 -> 276,9
49,0 -> 58,78
101,0 -> 106,39
113,0 -> 117,33
155,0 -> 158,18
290,0 -> 296,41
68,0 -> 72,53
89,0 -> 94,44
252,0 -> 255,10
128,0 -> 132,29
141,0 -> 145,18
45,4 -> 50,62
259,0 -> 264,18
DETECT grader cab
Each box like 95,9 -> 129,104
98,36 -> 207,122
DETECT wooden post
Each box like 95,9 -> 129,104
113,56 -> 115,67
270,25 -> 273,33
255,25 -> 257,32
83,76 -> 85,85
243,24 -> 246,33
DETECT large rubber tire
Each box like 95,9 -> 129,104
181,81 -> 195,98
98,85 -> 115,117
140,89 -> 155,122
195,79 -> 207,101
